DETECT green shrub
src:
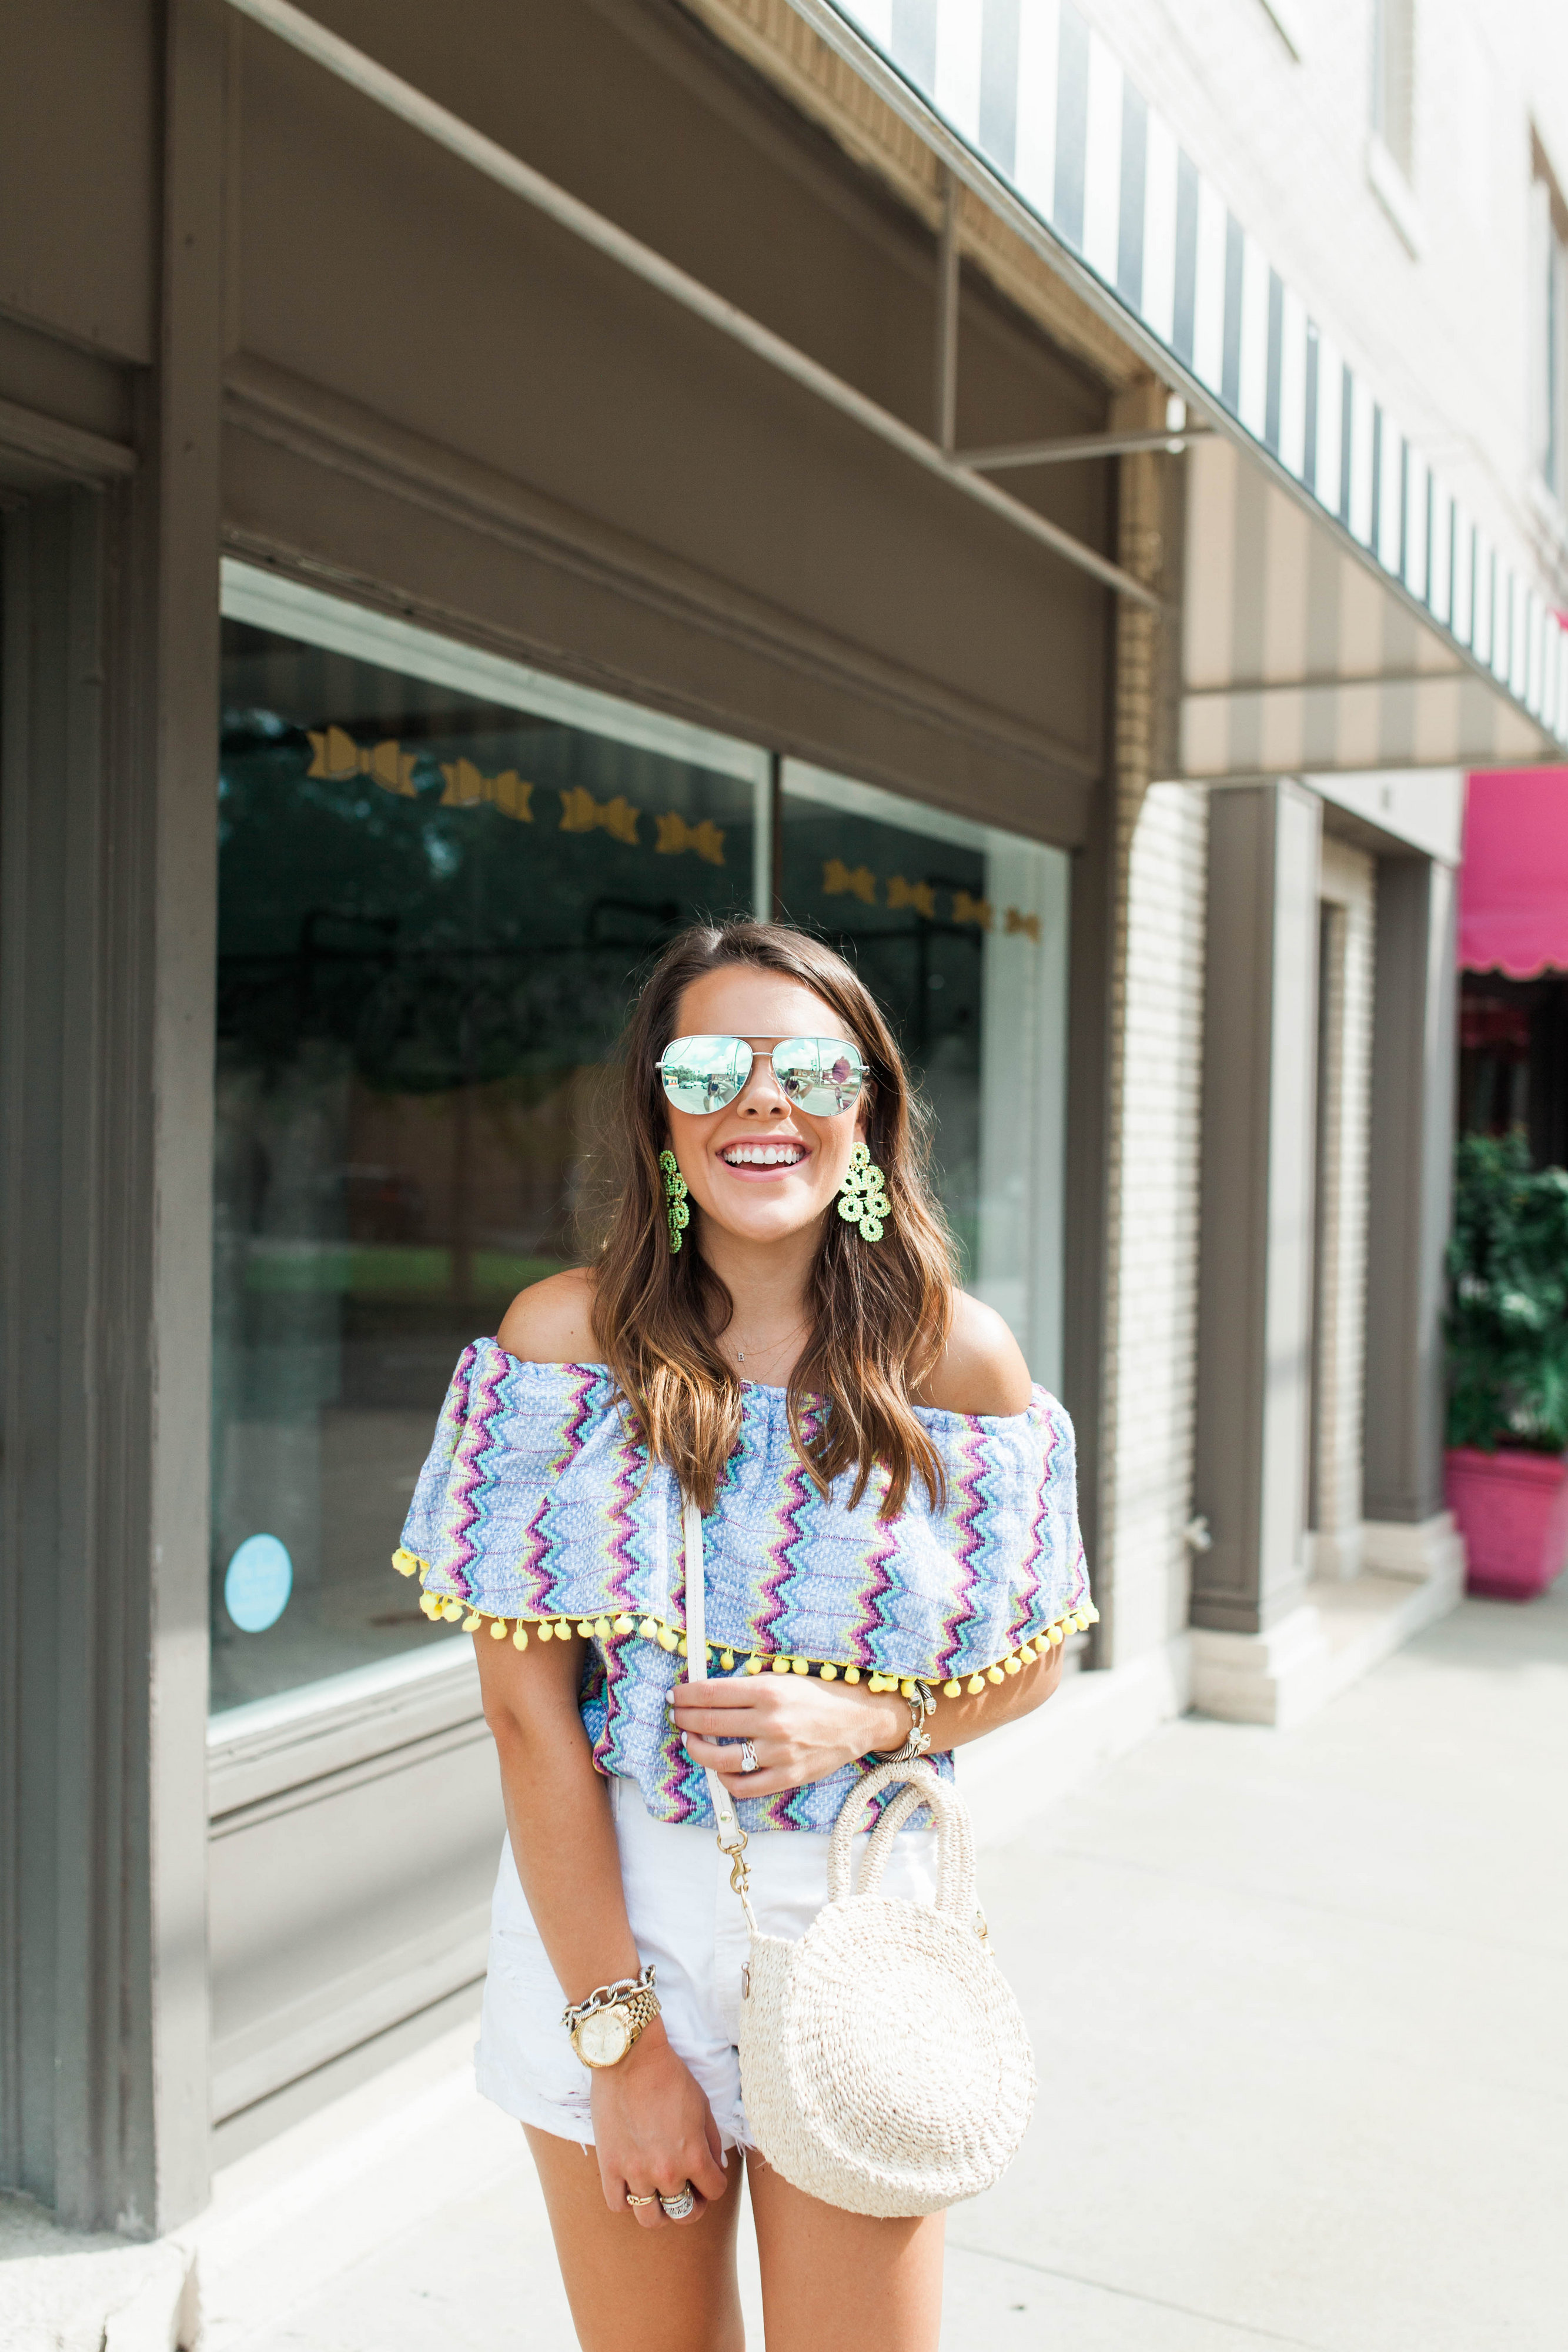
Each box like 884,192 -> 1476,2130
1446,1131 -> 1568,1452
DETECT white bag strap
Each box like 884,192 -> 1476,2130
682,1494 -> 756,1926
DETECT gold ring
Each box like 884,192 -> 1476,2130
626,2191 -> 658,2206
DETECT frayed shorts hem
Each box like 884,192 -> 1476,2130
477,2062 -> 753,2156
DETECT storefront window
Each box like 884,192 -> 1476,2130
210,567 -> 767,1712
209,573 -> 1068,1718
780,764 -> 1068,1389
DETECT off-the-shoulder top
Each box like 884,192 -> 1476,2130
392,1339 -> 1094,1834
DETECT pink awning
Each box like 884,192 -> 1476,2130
1460,769 -> 1568,976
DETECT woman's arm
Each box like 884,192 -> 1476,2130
479,1268 -> 726,2226
674,1635 -> 1062,1799
475,1630 -> 729,2226
678,1291 -> 1066,1797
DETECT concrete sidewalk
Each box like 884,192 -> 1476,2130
188,1582 -> 1567,2351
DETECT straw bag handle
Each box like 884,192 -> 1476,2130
827,1758 -> 977,1920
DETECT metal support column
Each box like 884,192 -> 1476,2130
1191,781 -> 1323,1635
1363,857 -> 1459,1529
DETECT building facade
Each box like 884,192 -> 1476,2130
3,0 -> 1564,2240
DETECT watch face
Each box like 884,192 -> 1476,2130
575,2004 -> 633,2068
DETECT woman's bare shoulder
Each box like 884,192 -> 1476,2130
917,1290 -> 1033,1417
495,1266 -> 601,1365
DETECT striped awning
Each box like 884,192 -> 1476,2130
787,0 -> 1568,776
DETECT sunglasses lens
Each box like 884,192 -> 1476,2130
773,1037 -> 864,1115
659,1035 -> 752,1114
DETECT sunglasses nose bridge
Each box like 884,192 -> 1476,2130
734,1045 -> 790,1113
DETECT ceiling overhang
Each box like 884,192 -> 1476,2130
782,0 -> 1567,776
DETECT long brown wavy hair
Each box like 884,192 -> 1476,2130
589,921 -> 957,1517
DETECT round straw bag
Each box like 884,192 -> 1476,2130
679,1496 -> 1035,2217
733,1759 -> 1036,2216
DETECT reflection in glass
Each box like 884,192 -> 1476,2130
779,765 -> 1068,1388
211,608 -> 760,1712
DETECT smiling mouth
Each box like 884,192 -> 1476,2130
720,1141 -> 807,1167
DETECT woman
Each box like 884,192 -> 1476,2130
393,920 -> 1092,2352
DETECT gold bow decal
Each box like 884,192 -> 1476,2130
654,811 -> 726,866
823,858 -> 877,904
887,876 -> 937,919
439,757 -> 534,820
1004,907 -> 1041,942
559,787 -> 641,845
952,891 -> 994,930
307,726 -> 418,795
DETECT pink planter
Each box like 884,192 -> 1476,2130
1445,1446 -> 1568,1600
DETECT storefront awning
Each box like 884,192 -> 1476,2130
1459,769 -> 1568,977
785,0 -> 1568,779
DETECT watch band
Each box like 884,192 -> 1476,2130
561,1962 -> 656,2031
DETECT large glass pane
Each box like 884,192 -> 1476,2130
212,569 -> 767,1713
779,763 -> 1068,1389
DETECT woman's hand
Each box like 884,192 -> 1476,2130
672,1672 -> 908,1799
590,2016 -> 730,2226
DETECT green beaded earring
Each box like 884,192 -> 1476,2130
837,1141 -> 890,1242
658,1149 -> 690,1253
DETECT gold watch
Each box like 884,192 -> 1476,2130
563,1967 -> 661,2069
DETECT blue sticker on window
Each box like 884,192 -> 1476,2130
225,1534 -> 293,1633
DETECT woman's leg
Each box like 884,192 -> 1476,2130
746,2151 -> 944,2352
524,2126 -> 746,2352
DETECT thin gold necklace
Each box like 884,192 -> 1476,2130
728,1317 -> 808,1366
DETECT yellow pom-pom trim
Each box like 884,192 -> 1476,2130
392,1548 -> 419,1578
677,1636 -> 688,1657
943,1678 -> 962,1698
640,1619 -> 658,1641
1004,1654 -> 1021,1676
900,1679 -> 917,1700
820,1662 -> 837,1681
867,1673 -> 885,1693
593,1617 -> 610,1638
792,1657 -> 809,1675
987,1665 -> 1004,1685
771,1656 -> 791,1675
440,1598 -> 464,1623
462,1609 -> 482,1632
658,1628 -> 679,1652
1048,1623 -> 1064,1646
967,1673 -> 985,1695
537,1620 -> 554,1641
614,1615 -> 634,1635
512,1622 -> 529,1649
720,1650 -> 735,1670
488,1617 -> 508,1640
844,1666 -> 861,1684
745,1655 -> 764,1674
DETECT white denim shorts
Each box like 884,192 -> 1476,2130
474,1772 -> 939,2150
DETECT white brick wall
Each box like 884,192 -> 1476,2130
1101,783 -> 1210,1662
1310,833 -> 1377,1578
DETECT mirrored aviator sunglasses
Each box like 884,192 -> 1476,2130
657,1034 -> 866,1118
